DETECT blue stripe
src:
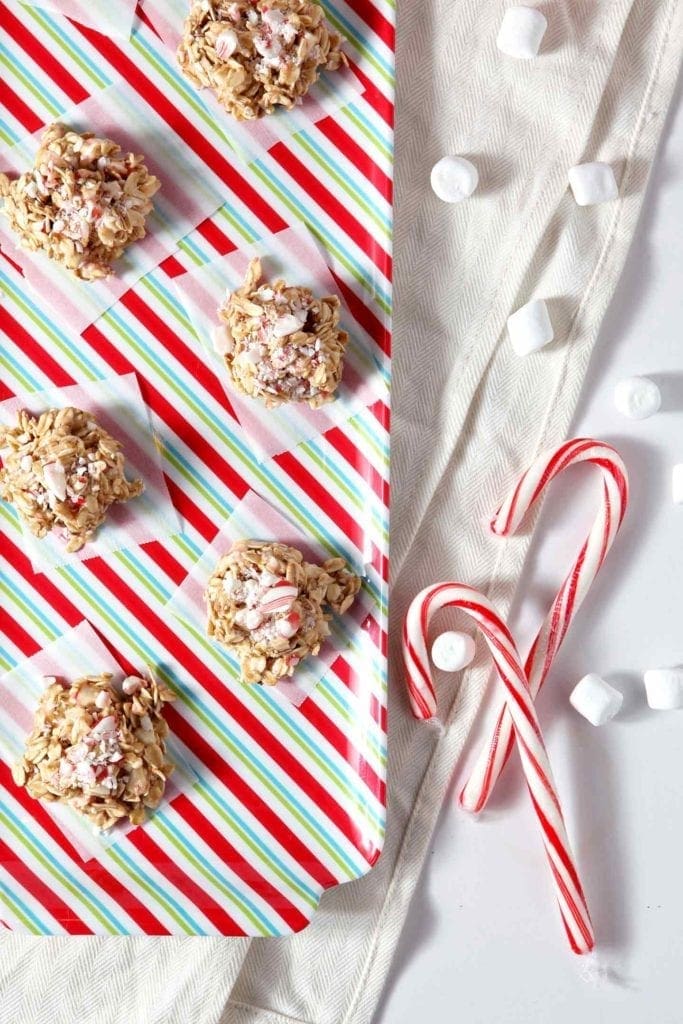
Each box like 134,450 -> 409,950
25,8 -> 113,90
0,804 -> 126,932
108,845 -> 203,931
0,41 -> 67,115
0,116 -> 20,145
297,130 -> 392,233
0,873 -> 47,934
323,2 -> 394,78
252,160 -> 392,310
115,551 -> 174,604
154,811 -> 278,934
143,273 -> 196,329
252,687 -> 385,831
0,569 -> 57,639
0,343 -> 43,391
346,101 -> 393,155
195,779 -> 319,904
0,269 -> 103,379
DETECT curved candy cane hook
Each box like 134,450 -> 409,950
403,583 -> 594,954
459,439 -> 628,813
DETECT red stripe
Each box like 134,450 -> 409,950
167,709 -> 338,890
270,143 -> 391,277
3,311 -> 76,387
275,451 -> 364,551
72,24 -> 288,233
0,838 -> 93,935
317,117 -> 392,203
1,3 -> 89,105
1,80 -> 44,134
172,795 -> 310,932
0,769 -> 168,935
325,426 -> 389,505
127,829 -> 246,935
349,63 -> 393,127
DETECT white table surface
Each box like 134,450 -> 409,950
377,78 -> 683,1024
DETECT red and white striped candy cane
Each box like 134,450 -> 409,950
459,438 -> 629,813
403,583 -> 594,953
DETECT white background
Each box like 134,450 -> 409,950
377,79 -> 683,1024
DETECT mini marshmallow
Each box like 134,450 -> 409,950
507,298 -> 554,356
568,162 -> 619,206
643,668 -> 683,710
431,631 -> 476,672
430,156 -> 479,203
497,6 -> 547,59
613,376 -> 661,420
569,673 -> 623,726
672,464 -> 683,505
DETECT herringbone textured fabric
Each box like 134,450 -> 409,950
1,0 -> 681,1022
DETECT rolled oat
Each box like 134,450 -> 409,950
206,539 -> 361,684
13,671 -> 176,831
217,256 -> 349,408
0,406 -> 143,552
0,123 -> 160,280
177,0 -> 346,121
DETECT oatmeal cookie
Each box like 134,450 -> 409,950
12,671 -> 175,831
177,0 -> 346,121
0,406 -> 144,552
206,539 -> 361,684
0,123 -> 160,280
215,256 -> 349,408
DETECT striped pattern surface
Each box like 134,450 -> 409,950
0,0 -> 393,935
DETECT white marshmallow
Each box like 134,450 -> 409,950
613,376 -> 661,420
507,298 -> 554,356
496,6 -> 547,59
568,162 -> 619,206
672,464 -> 683,505
431,631 -> 476,672
643,668 -> 683,710
430,156 -> 479,203
569,673 -> 623,726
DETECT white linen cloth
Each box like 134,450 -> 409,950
1,1 -> 681,1021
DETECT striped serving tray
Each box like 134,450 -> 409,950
0,0 -> 393,935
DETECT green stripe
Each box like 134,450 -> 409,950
153,817 -> 273,935
0,52 -> 62,118
105,848 -> 195,934
195,782 -> 318,910
295,134 -> 390,238
26,7 -> 109,90
0,809 -> 118,934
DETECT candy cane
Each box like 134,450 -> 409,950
459,439 -> 629,813
403,583 -> 594,954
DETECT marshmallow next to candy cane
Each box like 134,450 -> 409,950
403,582 -> 594,954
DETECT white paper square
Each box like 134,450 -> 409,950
0,80 -> 225,334
166,489 -> 370,706
0,621 -> 196,860
19,0 -> 138,39
172,225 -> 386,457
0,373 -> 182,571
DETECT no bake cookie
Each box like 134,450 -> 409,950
177,0 -> 346,121
0,407 -> 144,552
206,539 -> 360,684
12,672 -> 175,831
215,256 -> 349,408
0,123 -> 160,280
